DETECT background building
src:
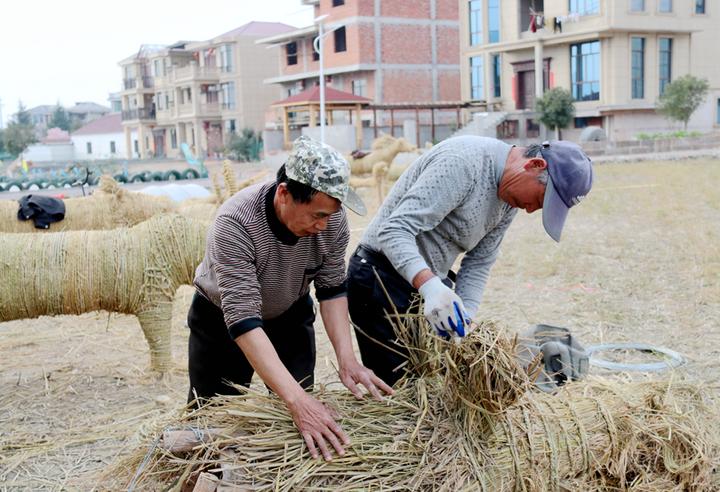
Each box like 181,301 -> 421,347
459,0 -> 720,141
118,22 -> 294,160
258,0 -> 462,146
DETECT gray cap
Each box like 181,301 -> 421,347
285,136 -> 366,216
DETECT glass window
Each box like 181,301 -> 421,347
630,0 -> 644,12
659,38 -> 672,95
492,54 -> 501,98
334,27 -> 347,52
488,0 -> 500,43
110,141 -> 116,154
569,0 -> 599,15
86,142 -> 92,154
332,0 -> 344,5
659,0 -> 672,12
470,56 -> 484,100
570,40 -> 600,101
222,82 -> 236,110
286,42 -> 298,65
696,0 -> 705,14
631,37 -> 645,99
220,44 -> 234,73
351,79 -> 366,97
469,0 -> 483,46
716,99 -> 720,125
170,128 -> 177,149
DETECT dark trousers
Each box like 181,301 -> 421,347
187,292 -> 316,404
347,246 -> 419,387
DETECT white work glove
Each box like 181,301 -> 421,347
418,277 -> 472,338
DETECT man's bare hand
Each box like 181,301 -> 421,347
287,392 -> 350,461
339,359 -> 395,401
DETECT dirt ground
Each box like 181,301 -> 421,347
1,158 -> 719,490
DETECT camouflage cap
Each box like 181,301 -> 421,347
285,136 -> 367,216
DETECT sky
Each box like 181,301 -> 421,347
0,0 -> 314,127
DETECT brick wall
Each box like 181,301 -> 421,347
381,0 -> 431,18
381,25 -> 432,64
383,69 -> 433,103
436,25 -> 459,64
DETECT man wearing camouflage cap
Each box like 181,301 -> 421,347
188,136 -> 393,461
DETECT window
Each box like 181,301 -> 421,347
334,26 -> 346,52
220,44 -> 234,72
716,99 -> 720,125
110,141 -> 116,154
659,38 -> 672,95
631,37 -> 645,99
286,42 -> 298,65
351,79 -> 367,97
170,128 -> 177,149
312,40 -> 320,61
630,0 -> 644,12
492,54 -> 501,98
569,0 -> 600,15
470,56 -> 484,100
225,119 -> 236,134
153,59 -> 161,76
133,140 -> 139,155
696,0 -> 705,14
332,0 -> 344,5
570,40 -> 600,101
659,0 -> 672,12
86,142 -> 92,154
574,117 -> 603,128
488,0 -> 500,43
221,82 -> 236,110
469,0 -> 483,46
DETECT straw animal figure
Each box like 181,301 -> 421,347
0,214 -> 207,372
104,314 -> 719,490
0,177 -> 176,233
349,160 -> 390,204
348,135 -> 416,175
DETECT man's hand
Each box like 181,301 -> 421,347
287,391 -> 350,461
418,277 -> 471,337
338,359 -> 395,400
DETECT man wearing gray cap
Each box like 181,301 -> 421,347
188,136 -> 393,461
347,136 -> 593,386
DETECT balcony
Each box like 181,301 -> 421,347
122,76 -> 154,91
122,107 -> 156,121
178,103 -> 194,116
172,65 -> 219,82
199,102 -> 220,117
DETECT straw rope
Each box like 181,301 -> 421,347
0,214 -> 207,371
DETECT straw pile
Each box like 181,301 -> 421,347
0,213 -> 207,371
103,314 -> 719,490
0,176 -> 176,233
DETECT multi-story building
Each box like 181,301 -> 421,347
118,22 -> 294,159
459,0 -> 720,141
258,0 -> 461,134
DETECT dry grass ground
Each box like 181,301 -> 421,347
0,158 -> 718,490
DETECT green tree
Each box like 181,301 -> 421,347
3,122 -> 37,156
226,128 -> 263,162
656,75 -> 709,131
535,88 -> 575,140
49,103 -> 71,131
15,101 -> 31,126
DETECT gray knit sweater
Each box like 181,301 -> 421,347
361,136 -> 517,316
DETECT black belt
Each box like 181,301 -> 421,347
354,244 -> 457,283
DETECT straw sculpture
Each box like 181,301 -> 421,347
0,214 -> 207,372
348,135 -> 416,175
103,313 -> 719,491
0,176 -> 176,233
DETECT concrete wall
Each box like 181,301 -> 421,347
71,132 -> 131,160
23,143 -> 75,163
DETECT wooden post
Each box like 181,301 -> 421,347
430,108 -> 435,143
390,109 -> 395,137
282,107 -> 290,150
373,107 -> 378,138
456,106 -> 461,130
355,103 -> 363,150
309,104 -> 317,127
415,108 -> 420,147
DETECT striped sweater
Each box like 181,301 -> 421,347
194,181 -> 349,339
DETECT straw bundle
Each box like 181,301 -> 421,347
0,213 -> 207,371
0,177 -> 176,233
104,315 -> 718,490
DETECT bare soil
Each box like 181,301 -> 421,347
1,158 -> 718,490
